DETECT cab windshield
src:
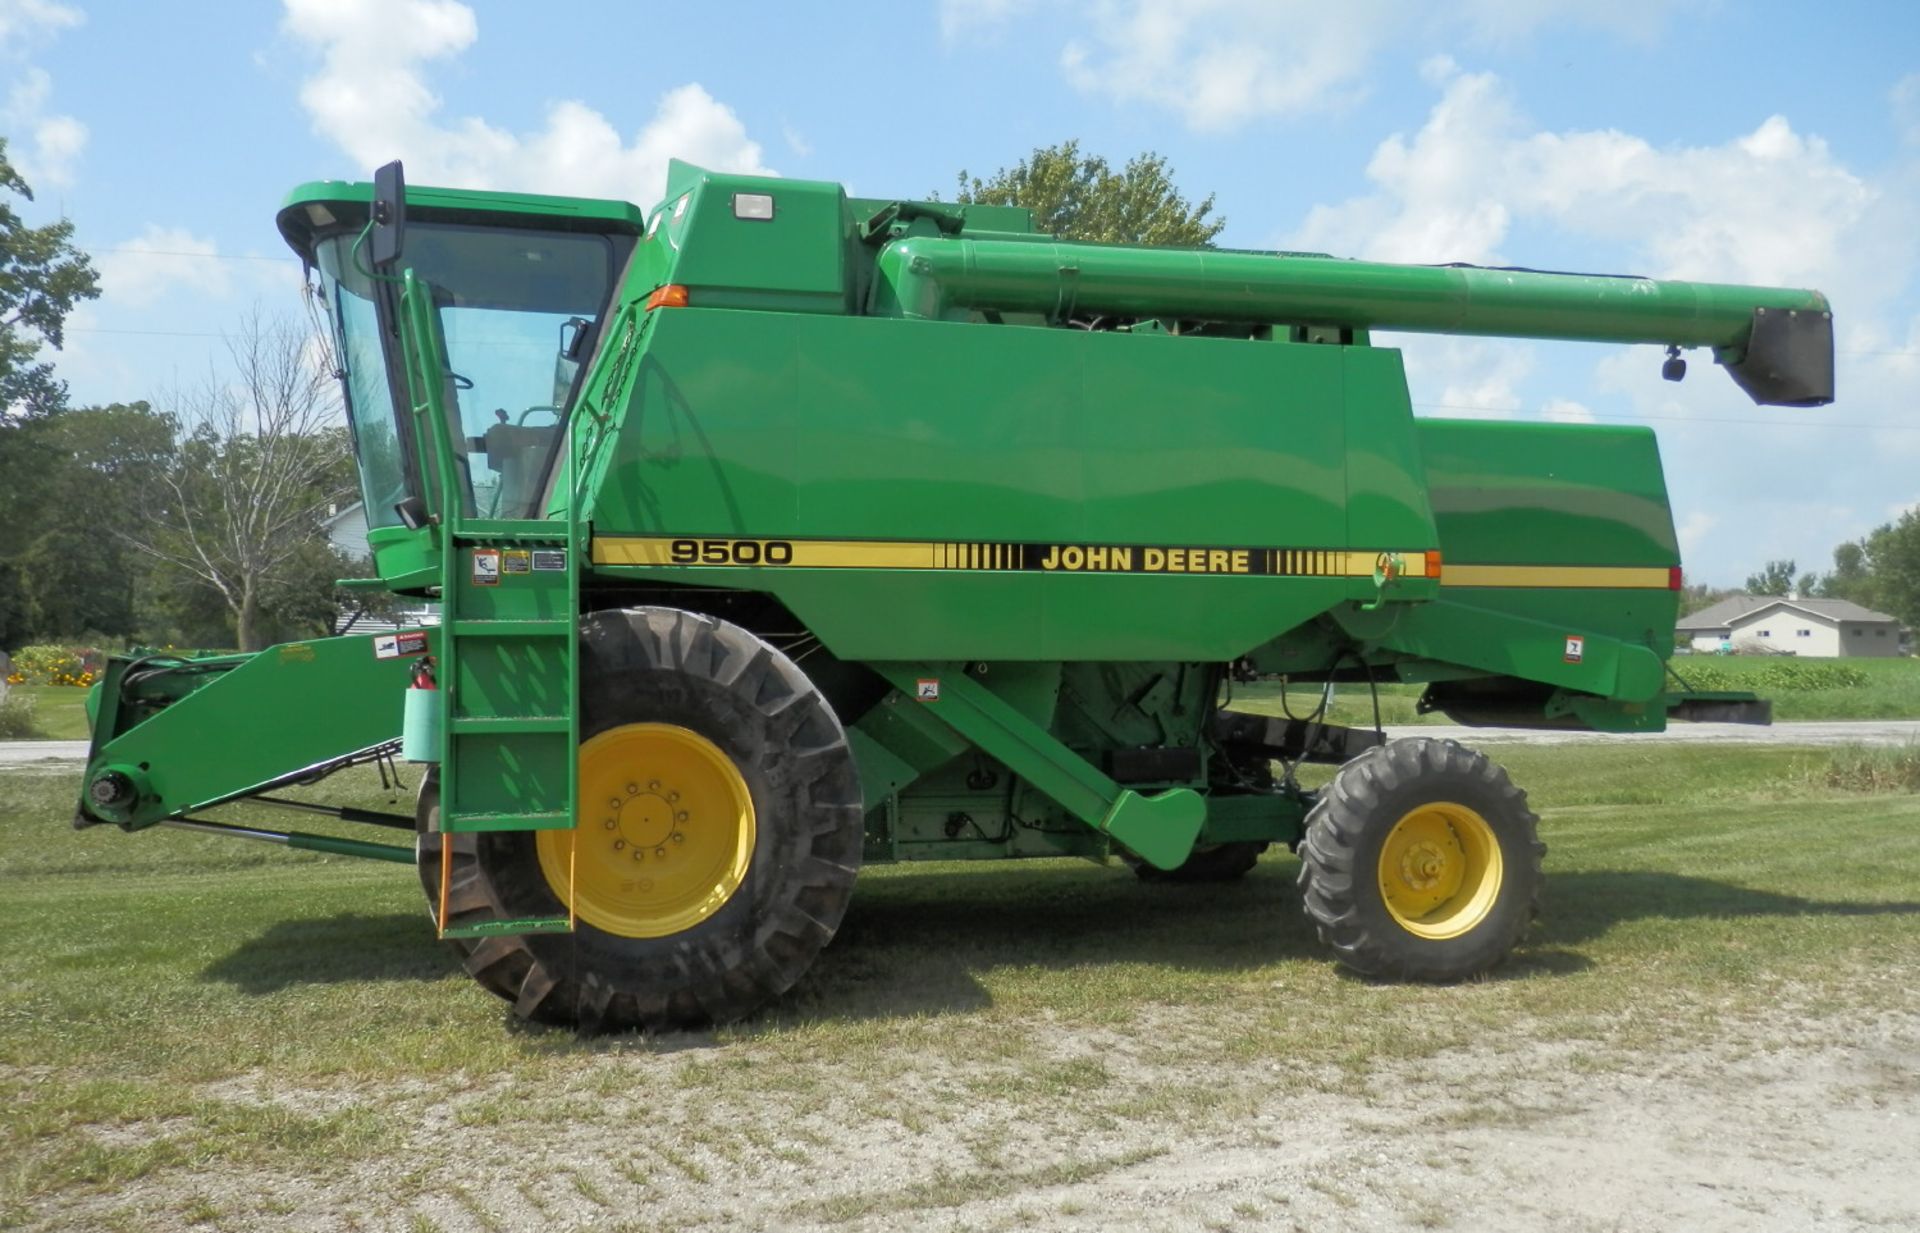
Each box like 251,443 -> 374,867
314,223 -> 619,525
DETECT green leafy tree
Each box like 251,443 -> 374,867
1859,512 -> 1920,630
1814,540 -> 1877,606
954,141 -> 1225,247
0,138 -> 99,420
1744,559 -> 1798,596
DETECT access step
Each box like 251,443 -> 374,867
449,716 -> 571,734
443,810 -> 575,832
439,916 -> 574,939
449,619 -> 573,637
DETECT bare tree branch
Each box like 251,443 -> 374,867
117,308 -> 356,650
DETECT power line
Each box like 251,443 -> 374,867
82,245 -> 298,263
1412,401 -> 1919,431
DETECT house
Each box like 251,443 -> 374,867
1676,594 -> 1904,657
321,501 -> 439,636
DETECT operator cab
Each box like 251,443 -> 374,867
277,178 -> 643,581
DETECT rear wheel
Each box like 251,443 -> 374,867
1297,737 -> 1543,981
417,607 -> 864,1030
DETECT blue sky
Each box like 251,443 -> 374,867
4,0 -> 1916,586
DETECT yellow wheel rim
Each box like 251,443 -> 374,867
539,723 -> 756,939
1376,801 -> 1504,940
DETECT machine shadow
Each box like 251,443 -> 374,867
1536,868 -> 1920,947
198,863 -> 1920,1033
202,912 -> 448,993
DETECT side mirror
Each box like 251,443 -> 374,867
561,316 -> 592,361
371,160 -> 407,268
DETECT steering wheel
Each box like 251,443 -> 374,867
449,371 -> 475,391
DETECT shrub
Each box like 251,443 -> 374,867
1674,660 -> 1870,693
9,644 -> 103,688
0,692 -> 40,739
1815,742 -> 1920,794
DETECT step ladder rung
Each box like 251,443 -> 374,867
438,916 -> 574,939
450,716 -> 571,734
450,619 -> 573,637
443,810 -> 575,832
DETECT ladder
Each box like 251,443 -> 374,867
398,271 -> 580,940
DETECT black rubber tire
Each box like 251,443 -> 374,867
1127,841 -> 1267,883
1297,737 -> 1544,982
416,607 -> 864,1031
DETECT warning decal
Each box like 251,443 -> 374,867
374,631 -> 430,660
915,678 -> 940,701
531,549 -> 567,572
502,549 -> 532,575
1564,636 -> 1585,663
471,548 -> 501,586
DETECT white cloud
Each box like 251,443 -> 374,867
1294,64 -> 1874,288
282,0 -> 770,205
93,225 -> 233,308
0,1 -> 86,187
0,0 -> 80,47
1060,0 -> 1391,132
1024,0 -> 1685,131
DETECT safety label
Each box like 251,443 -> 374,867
503,549 -> 532,575
532,549 -> 567,571
373,631 -> 430,660
915,678 -> 940,701
1563,636 -> 1585,663
472,549 -> 501,586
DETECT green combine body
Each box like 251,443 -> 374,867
74,161 -> 1834,1029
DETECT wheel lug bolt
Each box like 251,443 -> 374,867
676,811 -> 689,822
633,850 -> 645,862
671,832 -> 684,843
607,798 -> 620,810
626,783 -> 638,796
613,839 -> 625,850
603,818 -> 617,830
655,846 -> 667,859
666,791 -> 679,803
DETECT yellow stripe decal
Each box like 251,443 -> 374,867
1442,564 -> 1672,590
592,537 -> 1662,588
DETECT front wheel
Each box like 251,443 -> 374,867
419,607 -> 864,1030
1297,737 -> 1543,981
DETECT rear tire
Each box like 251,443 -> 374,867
1297,737 -> 1543,982
416,607 -> 864,1030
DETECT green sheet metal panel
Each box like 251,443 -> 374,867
587,310 -> 1441,661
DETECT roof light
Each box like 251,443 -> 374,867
645,284 -> 690,311
732,193 -> 775,221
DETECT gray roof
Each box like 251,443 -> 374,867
1677,593 -> 1898,631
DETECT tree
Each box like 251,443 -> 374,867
953,141 -> 1226,247
0,138 -> 99,420
1859,512 -> 1920,631
1744,559 -> 1798,596
121,312 -> 357,651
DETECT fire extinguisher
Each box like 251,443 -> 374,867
402,655 -> 441,763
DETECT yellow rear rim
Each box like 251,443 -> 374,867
1376,801 -> 1504,940
538,723 -> 756,939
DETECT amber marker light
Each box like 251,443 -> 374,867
645,284 -> 690,311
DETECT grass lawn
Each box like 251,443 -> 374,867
0,686 -> 91,741
2,744 -> 1917,1230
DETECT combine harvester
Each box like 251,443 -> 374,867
74,162 -> 1833,1029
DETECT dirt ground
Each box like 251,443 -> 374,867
34,1005 -> 1917,1233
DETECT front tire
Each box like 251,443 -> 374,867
419,607 -> 864,1030
1297,737 -> 1543,981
